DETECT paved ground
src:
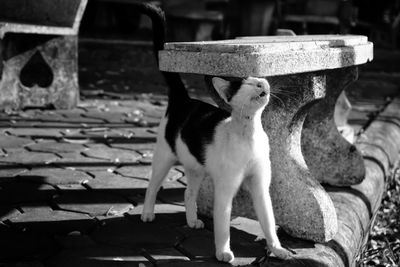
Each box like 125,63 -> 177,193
0,97 -> 276,267
0,42 -> 399,267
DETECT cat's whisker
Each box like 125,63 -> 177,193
270,93 -> 286,108
272,89 -> 296,95
271,90 -> 297,103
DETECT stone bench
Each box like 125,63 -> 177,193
0,0 -> 87,110
158,35 -> 373,243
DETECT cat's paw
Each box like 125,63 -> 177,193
216,249 -> 234,263
187,219 -> 204,229
141,212 -> 155,222
270,244 -> 291,260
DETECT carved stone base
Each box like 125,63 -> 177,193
302,67 -> 365,186
0,34 -> 79,110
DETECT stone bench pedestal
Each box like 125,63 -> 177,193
0,0 -> 87,110
159,35 -> 373,242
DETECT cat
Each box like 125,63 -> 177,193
141,76 -> 290,262
138,3 -> 290,262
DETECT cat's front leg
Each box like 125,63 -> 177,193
212,177 -> 242,263
247,169 -> 291,260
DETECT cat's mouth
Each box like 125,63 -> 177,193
259,92 -> 267,98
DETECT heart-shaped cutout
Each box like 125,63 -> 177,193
20,51 -> 54,88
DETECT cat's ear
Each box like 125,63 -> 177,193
212,77 -> 231,103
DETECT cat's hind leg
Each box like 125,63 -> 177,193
184,169 -> 205,229
141,135 -> 176,222
245,168 -> 291,260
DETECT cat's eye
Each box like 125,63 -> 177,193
257,83 -> 262,88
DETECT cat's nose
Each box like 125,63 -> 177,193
259,91 -> 267,97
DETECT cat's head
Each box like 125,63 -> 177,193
212,77 -> 270,114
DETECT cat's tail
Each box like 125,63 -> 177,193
133,3 -> 190,109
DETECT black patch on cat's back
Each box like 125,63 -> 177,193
165,99 -> 230,165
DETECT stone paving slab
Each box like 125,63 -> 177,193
0,228 -> 59,261
52,152 -> 112,169
116,165 -> 183,187
83,144 -> 142,163
0,180 -> 57,204
6,128 -> 63,139
0,135 -> 34,149
54,190 -> 134,216
85,170 -> 149,199
0,149 -> 58,165
9,205 -> 96,234
0,164 -> 28,178
145,247 -> 190,264
18,168 -> 93,186
0,206 -> 21,221
27,141 -> 87,154
45,245 -> 149,267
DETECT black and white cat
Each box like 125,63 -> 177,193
139,4 -> 290,262
141,76 -> 290,262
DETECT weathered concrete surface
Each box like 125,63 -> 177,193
0,35 -> 79,109
0,0 -> 87,110
0,0 -> 87,37
199,71 -> 338,243
257,158 -> 385,267
159,35 -> 373,77
302,67 -> 366,186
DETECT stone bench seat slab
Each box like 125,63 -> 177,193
164,35 -> 369,52
159,35 -> 374,243
159,35 -> 373,77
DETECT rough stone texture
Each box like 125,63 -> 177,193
116,164 -> 183,186
0,0 -> 88,110
18,168 -> 93,186
302,67 -> 366,186
27,141 -> 86,154
0,206 -> 20,221
0,165 -> 27,177
146,247 -> 190,264
85,170 -> 149,197
0,35 -> 80,110
83,144 -> 142,163
54,191 -> 134,216
0,0 -> 87,37
6,127 -> 63,138
0,135 -> 34,148
159,35 -> 373,77
200,71 -> 338,242
10,205 -> 96,234
45,245 -> 149,267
